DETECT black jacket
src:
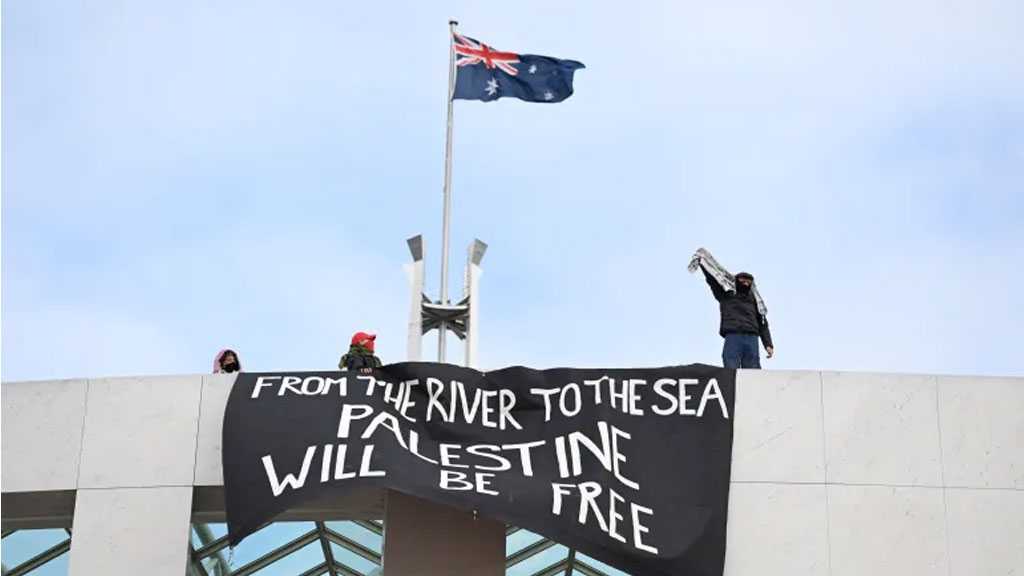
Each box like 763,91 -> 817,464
702,266 -> 774,348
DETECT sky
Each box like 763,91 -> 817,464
3,0 -> 1022,383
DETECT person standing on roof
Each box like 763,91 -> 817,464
213,349 -> 242,374
689,248 -> 774,369
339,332 -> 383,374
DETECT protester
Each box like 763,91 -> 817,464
214,349 -> 242,374
689,248 -> 774,369
339,332 -> 383,373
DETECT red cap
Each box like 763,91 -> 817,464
351,332 -> 376,352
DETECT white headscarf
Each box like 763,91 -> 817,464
688,247 -> 768,317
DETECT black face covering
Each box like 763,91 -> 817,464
736,282 -> 751,295
222,361 -> 240,373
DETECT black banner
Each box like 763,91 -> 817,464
223,363 -> 735,576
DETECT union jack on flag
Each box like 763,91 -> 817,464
454,33 -> 521,76
451,32 -> 584,104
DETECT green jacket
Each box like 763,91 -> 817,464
338,345 -> 383,370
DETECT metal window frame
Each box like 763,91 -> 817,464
0,528 -> 72,576
187,521 -> 384,576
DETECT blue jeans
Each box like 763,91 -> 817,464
723,333 -> 761,369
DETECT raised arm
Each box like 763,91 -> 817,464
700,264 -> 726,301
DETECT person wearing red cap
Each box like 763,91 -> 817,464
339,331 -> 383,373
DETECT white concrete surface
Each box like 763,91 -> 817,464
731,370 -> 825,483
945,487 -> 1024,576
823,372 -> 943,486
77,375 -> 202,489
724,483 -> 829,576
2,369 -> 1021,576
194,374 -> 235,486
68,486 -> 193,576
1,379 -> 87,492
938,375 -> 1024,489
827,485 -> 948,576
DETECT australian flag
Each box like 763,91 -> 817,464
452,33 -> 584,103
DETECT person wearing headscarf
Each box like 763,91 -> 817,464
213,349 -> 242,374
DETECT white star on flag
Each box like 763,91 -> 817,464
485,78 -> 499,96
544,91 -> 554,101
528,64 -> 538,74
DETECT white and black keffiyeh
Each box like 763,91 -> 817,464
688,247 -> 768,317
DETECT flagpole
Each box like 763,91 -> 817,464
438,19 -> 458,363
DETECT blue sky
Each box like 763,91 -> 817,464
3,0 -> 1022,382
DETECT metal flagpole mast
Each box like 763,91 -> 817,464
438,19 -> 458,363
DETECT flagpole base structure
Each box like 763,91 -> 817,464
402,235 -> 487,368
403,236 -> 426,362
383,491 -> 504,576
384,236 -> 499,575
